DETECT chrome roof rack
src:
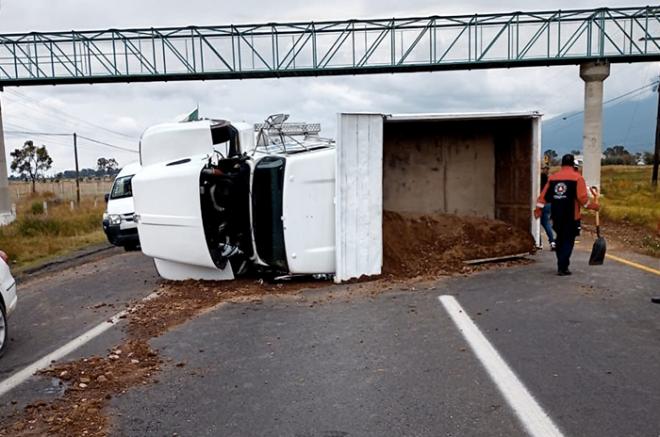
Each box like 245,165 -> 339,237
254,114 -> 332,154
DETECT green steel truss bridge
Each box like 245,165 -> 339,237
0,6 -> 659,86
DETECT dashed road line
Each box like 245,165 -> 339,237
438,295 -> 564,437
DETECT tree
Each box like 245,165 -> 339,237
543,149 -> 559,166
570,149 -> 581,155
642,151 -> 654,165
10,141 -> 53,193
96,157 -> 119,176
603,145 -> 636,165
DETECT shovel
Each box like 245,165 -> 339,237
589,186 -> 606,265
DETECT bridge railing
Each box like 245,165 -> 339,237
0,6 -> 658,85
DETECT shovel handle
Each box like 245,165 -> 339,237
590,186 -> 600,228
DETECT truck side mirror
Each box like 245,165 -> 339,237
104,193 -> 110,203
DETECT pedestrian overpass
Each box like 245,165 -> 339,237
0,6 -> 656,85
1,5 -> 659,220
0,6 -> 660,86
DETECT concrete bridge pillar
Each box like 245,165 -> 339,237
579,62 -> 610,190
0,94 -> 13,226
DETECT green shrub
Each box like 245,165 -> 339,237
30,201 -> 45,215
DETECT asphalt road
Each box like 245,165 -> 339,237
0,251 -> 158,418
112,247 -> 658,437
0,245 -> 659,437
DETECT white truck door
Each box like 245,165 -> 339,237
334,113 -> 384,282
132,156 -> 234,281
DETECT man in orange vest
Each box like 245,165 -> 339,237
534,154 -> 600,275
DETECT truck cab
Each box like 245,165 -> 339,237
132,115 -> 335,280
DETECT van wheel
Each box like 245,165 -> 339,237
124,243 -> 139,252
0,303 -> 7,358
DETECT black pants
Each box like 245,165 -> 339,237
554,223 -> 577,272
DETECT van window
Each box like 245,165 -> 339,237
110,175 -> 134,200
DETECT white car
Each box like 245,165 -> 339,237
0,250 -> 17,357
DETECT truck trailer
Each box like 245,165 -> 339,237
133,112 -> 542,282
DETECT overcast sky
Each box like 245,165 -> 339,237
0,0 -> 657,173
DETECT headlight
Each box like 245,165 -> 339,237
108,214 -> 122,225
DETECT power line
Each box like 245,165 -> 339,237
77,134 -> 138,154
4,88 -> 138,140
543,80 -> 660,138
558,81 -> 658,123
4,130 -> 70,136
2,88 -> 138,141
3,129 -> 139,154
4,134 -> 74,149
2,95 -> 105,138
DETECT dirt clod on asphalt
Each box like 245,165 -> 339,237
127,279 -> 327,340
383,210 -> 535,278
0,279 -> 326,437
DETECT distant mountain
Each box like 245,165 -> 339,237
542,92 -> 656,155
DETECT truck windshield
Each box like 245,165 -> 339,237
110,175 -> 134,200
252,157 -> 287,271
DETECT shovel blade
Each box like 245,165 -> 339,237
589,237 -> 607,265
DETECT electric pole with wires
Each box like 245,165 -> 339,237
73,132 -> 80,204
653,77 -> 660,187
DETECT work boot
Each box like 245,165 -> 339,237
550,242 -> 556,251
557,269 -> 572,276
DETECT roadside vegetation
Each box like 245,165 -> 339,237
596,165 -> 660,257
0,192 -> 106,271
599,166 -> 659,229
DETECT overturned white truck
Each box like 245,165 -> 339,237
133,112 -> 542,282
133,115 -> 336,281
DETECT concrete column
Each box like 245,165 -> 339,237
0,92 -> 14,226
580,62 -> 610,190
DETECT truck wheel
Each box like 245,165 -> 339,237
0,303 -> 7,358
124,243 -> 140,252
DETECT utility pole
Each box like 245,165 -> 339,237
73,132 -> 80,204
653,78 -> 660,187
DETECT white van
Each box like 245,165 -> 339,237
103,162 -> 142,250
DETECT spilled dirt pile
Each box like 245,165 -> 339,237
0,279 -> 326,437
17,340 -> 161,436
383,210 -> 535,278
127,279 -> 327,339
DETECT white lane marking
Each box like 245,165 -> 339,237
438,295 -> 564,437
0,291 -> 159,398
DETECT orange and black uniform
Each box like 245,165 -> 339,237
536,166 -> 597,273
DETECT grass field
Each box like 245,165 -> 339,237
599,165 -> 659,231
0,192 -> 106,271
10,180 -> 113,202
